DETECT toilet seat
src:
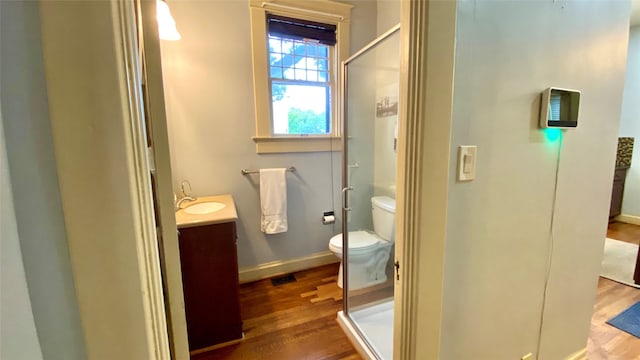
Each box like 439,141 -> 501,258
329,230 -> 380,254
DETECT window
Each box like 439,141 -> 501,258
549,93 -> 561,121
249,0 -> 351,153
268,19 -> 332,135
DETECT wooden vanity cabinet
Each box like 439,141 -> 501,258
178,221 -> 242,351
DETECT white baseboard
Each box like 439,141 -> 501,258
615,214 -> 640,226
337,311 -> 378,360
565,347 -> 587,360
238,251 -> 339,284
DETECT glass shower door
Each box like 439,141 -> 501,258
342,26 -> 400,360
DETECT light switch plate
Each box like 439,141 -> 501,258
458,145 -> 477,181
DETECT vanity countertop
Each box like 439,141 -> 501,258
175,194 -> 238,229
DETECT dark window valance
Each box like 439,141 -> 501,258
267,14 -> 336,46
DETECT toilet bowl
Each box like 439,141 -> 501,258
328,196 -> 395,289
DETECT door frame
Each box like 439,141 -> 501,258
39,0 -> 175,358
136,0 -> 190,358
394,1 -> 457,359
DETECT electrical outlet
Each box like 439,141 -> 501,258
521,353 -> 533,360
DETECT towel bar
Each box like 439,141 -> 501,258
241,166 -> 296,175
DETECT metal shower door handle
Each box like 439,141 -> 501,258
342,186 -> 353,211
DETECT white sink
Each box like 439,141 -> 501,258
183,201 -> 226,215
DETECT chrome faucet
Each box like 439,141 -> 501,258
176,180 -> 197,209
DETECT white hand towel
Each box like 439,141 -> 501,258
260,168 -> 288,234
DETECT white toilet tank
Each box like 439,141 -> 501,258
371,196 -> 396,241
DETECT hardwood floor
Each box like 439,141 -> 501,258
588,222 -> 640,359
588,278 -> 640,359
193,263 -> 362,360
607,221 -> 640,245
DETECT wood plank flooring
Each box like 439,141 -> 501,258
192,263 -> 362,360
607,221 -> 640,245
588,278 -> 640,359
192,222 -> 640,360
588,222 -> 640,359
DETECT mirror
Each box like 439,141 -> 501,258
540,87 -> 580,129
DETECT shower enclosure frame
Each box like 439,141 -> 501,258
340,24 -> 401,360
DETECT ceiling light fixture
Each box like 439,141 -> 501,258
156,0 -> 181,41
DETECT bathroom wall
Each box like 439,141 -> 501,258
619,26 -> 640,217
440,2 -> 629,359
160,0 -> 380,269
0,2 -> 87,359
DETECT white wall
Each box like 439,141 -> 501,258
441,2 -> 629,359
0,2 -> 87,359
0,107 -> 44,360
620,26 -> 640,217
160,0 -> 378,268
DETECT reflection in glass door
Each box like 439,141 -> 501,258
342,26 -> 400,360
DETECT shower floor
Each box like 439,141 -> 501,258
350,300 -> 394,360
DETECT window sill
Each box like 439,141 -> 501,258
252,136 -> 342,153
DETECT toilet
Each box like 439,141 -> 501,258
328,196 -> 395,289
